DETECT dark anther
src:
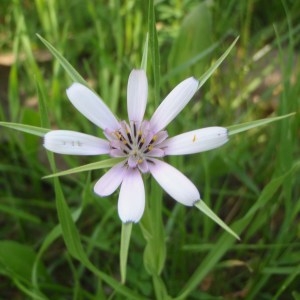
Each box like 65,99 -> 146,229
127,132 -> 133,144
137,133 -> 142,144
138,139 -> 144,149
124,142 -> 132,150
146,159 -> 155,165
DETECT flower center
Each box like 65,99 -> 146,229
105,120 -> 168,173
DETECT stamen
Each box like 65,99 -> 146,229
138,138 -> 145,149
115,131 -> 125,141
133,123 -> 137,137
124,141 -> 132,150
127,131 -> 133,144
137,131 -> 142,143
149,135 -> 157,145
144,145 -> 153,153
146,159 -> 155,165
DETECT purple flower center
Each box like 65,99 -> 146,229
105,120 -> 168,173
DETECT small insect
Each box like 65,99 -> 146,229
192,134 -> 197,142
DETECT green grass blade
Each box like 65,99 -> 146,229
228,112 -> 296,135
162,40 -> 221,82
31,208 -> 82,290
194,201 -> 240,240
141,33 -> 149,71
0,204 -> 40,224
198,36 -> 239,89
120,223 -> 132,284
176,162 -> 300,299
43,158 -> 124,179
0,122 -> 49,137
36,34 -> 86,84
53,177 -> 144,299
0,241 -> 48,285
148,0 -> 160,104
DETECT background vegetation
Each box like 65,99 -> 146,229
0,0 -> 299,299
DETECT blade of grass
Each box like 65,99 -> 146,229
227,112 -> 296,135
53,177 -> 144,300
43,158 -> 124,179
148,0 -> 160,105
120,223 -> 132,284
175,161 -> 300,299
0,122 -> 49,137
197,36 -> 239,89
36,34 -> 86,85
195,201 -> 240,240
141,33 -> 149,71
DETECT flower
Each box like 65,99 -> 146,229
44,69 -> 228,223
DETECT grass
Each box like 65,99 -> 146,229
0,0 -> 300,299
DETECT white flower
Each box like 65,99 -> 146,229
44,70 -> 228,223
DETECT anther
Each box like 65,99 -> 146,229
137,132 -> 142,143
127,132 -> 133,144
138,138 -> 145,149
144,145 -> 153,153
124,141 -> 132,150
149,135 -> 157,145
146,159 -> 155,165
133,123 -> 137,137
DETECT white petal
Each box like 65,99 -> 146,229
44,130 -> 110,155
66,83 -> 119,130
118,168 -> 145,223
149,159 -> 200,206
94,162 -> 127,196
150,77 -> 199,132
127,69 -> 148,123
163,127 -> 229,155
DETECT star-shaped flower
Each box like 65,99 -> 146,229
44,69 -> 228,223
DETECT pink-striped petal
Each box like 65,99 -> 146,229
127,69 -> 148,123
118,168 -> 145,223
149,159 -> 200,206
66,83 -> 119,130
44,130 -> 110,155
163,127 -> 228,155
150,77 -> 199,133
94,162 -> 127,196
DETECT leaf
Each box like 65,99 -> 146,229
140,33 -> 149,71
0,122 -> 49,137
53,177 -> 144,299
177,162 -> 300,299
120,223 -> 132,284
43,157 -> 124,179
194,201 -> 240,240
0,203 -> 40,224
140,179 -> 166,276
0,241 -> 48,283
163,40 -> 221,82
148,0 -> 160,104
36,34 -> 87,85
32,207 -> 82,289
198,36 -> 239,89
168,2 -> 213,81
227,112 -> 296,136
